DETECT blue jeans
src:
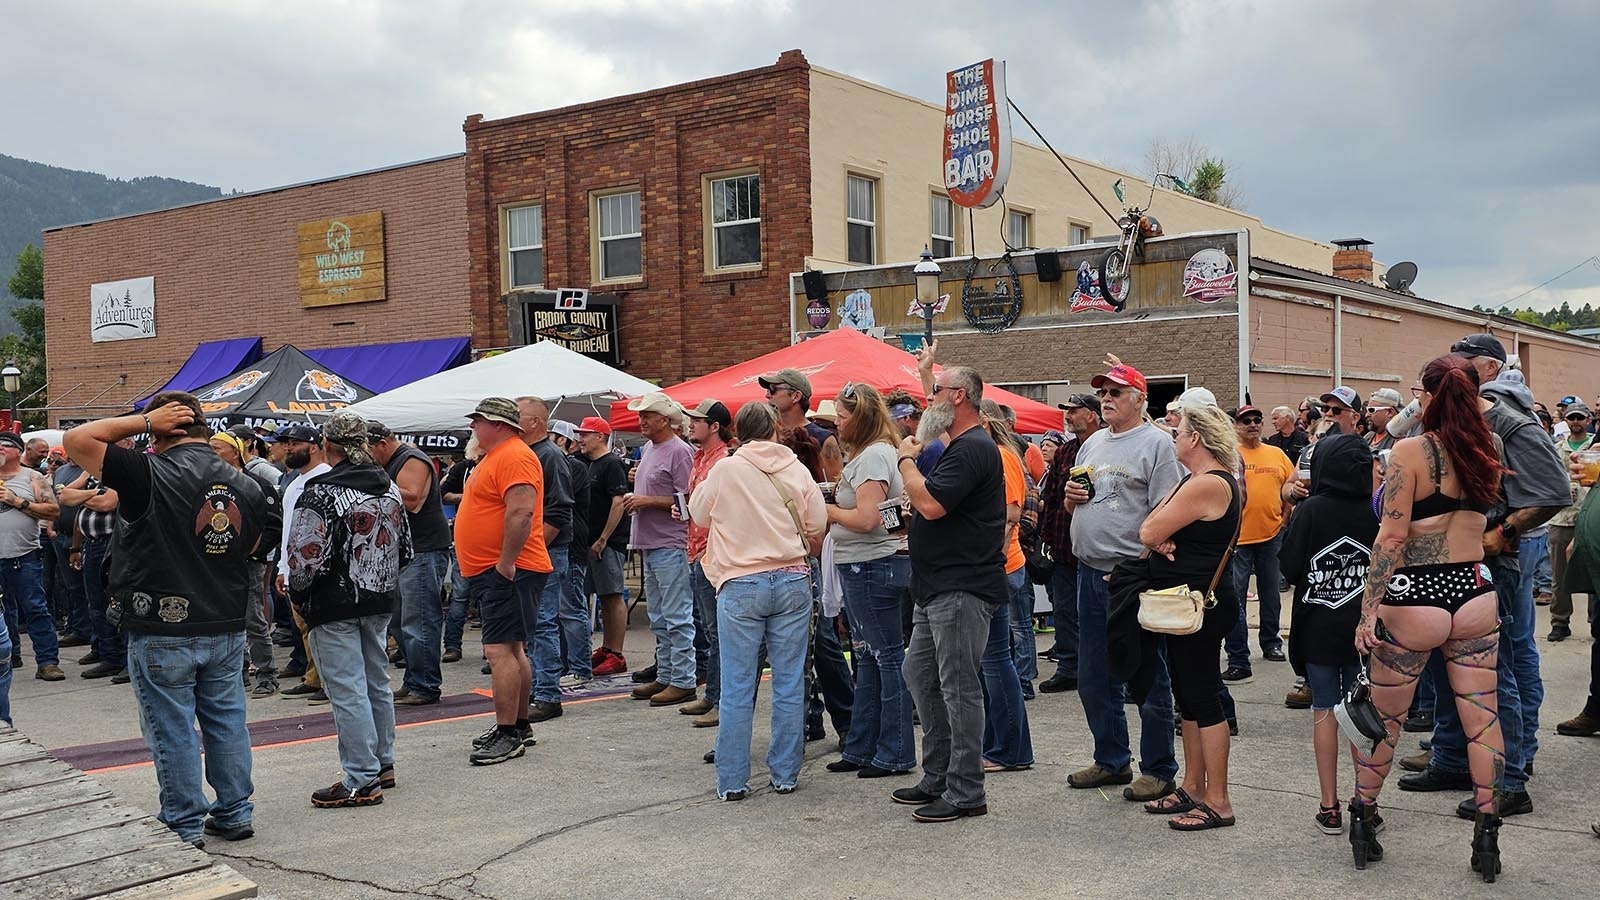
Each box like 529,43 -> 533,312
642,547 -> 696,690
444,552 -> 471,652
307,614 -> 395,791
2,549 -> 59,667
838,555 -> 914,771
560,554 -> 592,678
528,543 -> 569,702
398,549 -> 448,700
1533,533 -> 1553,593
690,561 -> 719,705
1077,564 -> 1177,779
0,612 -> 12,724
715,570 -> 812,797
127,630 -> 253,842
1008,568 -> 1038,686
984,570 -> 1034,767
81,538 -> 125,668
1226,532 -> 1284,667
1428,556 -> 1529,792
51,534 -> 91,640
1306,660 -> 1362,710
1048,560 -> 1079,677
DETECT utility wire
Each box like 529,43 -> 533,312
1007,97 -> 1119,223
1498,255 -> 1600,308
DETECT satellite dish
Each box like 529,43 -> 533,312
1383,261 -> 1419,294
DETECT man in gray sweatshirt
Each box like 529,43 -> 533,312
1062,364 -> 1183,803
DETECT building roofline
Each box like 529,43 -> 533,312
465,50 -> 809,133
42,152 -> 466,233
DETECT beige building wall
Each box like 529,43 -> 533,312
807,67 -> 1334,273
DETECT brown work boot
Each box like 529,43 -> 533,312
1556,710 -> 1600,736
631,681 -> 668,701
680,698 -> 713,716
649,685 -> 696,706
35,664 -> 66,682
1067,763 -> 1133,789
692,707 -> 720,728
1285,680 -> 1312,709
1123,774 -> 1177,802
1397,750 -> 1431,772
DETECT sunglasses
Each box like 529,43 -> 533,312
1328,405 -> 1356,415
1094,387 -> 1130,399
931,383 -> 963,396
1238,416 -> 1262,425
1365,406 -> 1394,413
764,384 -> 795,396
1567,415 -> 1589,422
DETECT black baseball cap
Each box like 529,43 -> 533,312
1451,333 -> 1507,363
275,423 -> 322,443
366,420 -> 394,440
1058,393 -> 1101,415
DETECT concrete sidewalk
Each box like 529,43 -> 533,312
9,608 -> 1598,899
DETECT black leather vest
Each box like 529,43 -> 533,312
110,443 -> 267,636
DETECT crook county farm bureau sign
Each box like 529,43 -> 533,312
943,59 -> 1012,210
89,276 -> 156,343
298,211 -> 387,308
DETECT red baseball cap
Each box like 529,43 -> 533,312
576,416 -> 613,436
1091,364 -> 1148,393
1232,405 -> 1263,420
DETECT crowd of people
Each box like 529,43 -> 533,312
3,330 -> 1599,877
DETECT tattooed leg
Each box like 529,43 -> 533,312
1352,618 -> 1432,805
1444,626 -> 1505,815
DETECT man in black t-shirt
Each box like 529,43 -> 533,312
576,418 -> 632,676
891,363 -> 1006,824
549,420 -> 594,684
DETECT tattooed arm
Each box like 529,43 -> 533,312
1358,446 -> 1419,654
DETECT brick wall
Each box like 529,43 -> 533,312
934,314 -> 1243,403
43,156 -> 469,424
464,50 -> 812,386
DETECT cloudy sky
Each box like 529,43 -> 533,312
4,0 -> 1596,311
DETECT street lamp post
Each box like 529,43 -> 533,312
914,246 -> 942,348
1,360 -> 19,432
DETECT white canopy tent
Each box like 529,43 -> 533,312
340,341 -> 657,446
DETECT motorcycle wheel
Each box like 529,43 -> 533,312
1099,247 -> 1130,310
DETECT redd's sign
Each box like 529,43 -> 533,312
943,59 -> 1012,210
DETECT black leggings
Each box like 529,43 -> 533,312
1166,594 -> 1239,728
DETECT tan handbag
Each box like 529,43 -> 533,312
1137,477 -> 1242,636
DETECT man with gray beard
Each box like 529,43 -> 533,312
891,361 -> 1007,822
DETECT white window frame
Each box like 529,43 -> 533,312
708,172 -> 761,271
930,194 -> 956,258
1068,221 -> 1090,246
1007,210 -> 1031,250
594,189 -> 642,282
846,173 -> 878,265
504,204 -> 544,290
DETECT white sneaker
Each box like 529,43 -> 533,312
558,674 -> 591,689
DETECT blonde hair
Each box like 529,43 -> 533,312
1180,405 -> 1239,472
836,383 -> 899,455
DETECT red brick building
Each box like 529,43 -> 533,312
464,49 -> 812,385
42,155 -> 469,424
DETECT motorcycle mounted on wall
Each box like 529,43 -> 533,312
1098,172 -> 1185,311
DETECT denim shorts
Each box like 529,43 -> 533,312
469,568 -> 543,644
1306,660 -> 1362,710
586,546 -> 626,596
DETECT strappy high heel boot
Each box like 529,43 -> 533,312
1348,799 -> 1384,870
1470,812 -> 1502,883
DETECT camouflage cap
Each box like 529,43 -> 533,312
323,410 -> 374,464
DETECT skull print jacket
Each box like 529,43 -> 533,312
286,459 -> 413,629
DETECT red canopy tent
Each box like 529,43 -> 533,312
609,329 -> 1064,434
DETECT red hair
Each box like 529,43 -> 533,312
1421,355 -> 1506,505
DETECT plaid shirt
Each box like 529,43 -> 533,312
1038,436 -> 1084,567
77,476 -> 116,541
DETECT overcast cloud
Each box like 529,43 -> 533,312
4,0 -> 1596,310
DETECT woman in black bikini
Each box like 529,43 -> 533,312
1352,354 -> 1508,881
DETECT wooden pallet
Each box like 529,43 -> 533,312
0,725 -> 256,899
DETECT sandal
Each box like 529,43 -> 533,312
1169,802 -> 1236,831
1144,787 -> 1197,815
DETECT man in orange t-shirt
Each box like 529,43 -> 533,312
1225,405 -> 1295,678
454,397 -> 551,766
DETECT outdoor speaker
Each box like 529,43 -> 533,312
802,270 -> 828,300
1035,250 -> 1063,282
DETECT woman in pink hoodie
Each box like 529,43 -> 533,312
690,402 -> 827,801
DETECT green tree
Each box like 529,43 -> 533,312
4,244 -> 47,428
1187,159 -> 1229,205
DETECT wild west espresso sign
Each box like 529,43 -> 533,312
89,276 -> 156,342
298,211 -> 386,308
943,59 -> 1012,210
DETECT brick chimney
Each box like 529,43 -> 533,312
1331,238 -> 1374,284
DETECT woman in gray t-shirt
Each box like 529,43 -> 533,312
823,383 -> 915,776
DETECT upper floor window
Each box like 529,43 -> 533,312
506,205 -> 543,288
596,191 -> 642,280
1069,222 -> 1089,246
847,174 -> 877,265
710,174 -> 761,269
930,195 -> 955,258
1007,210 -> 1030,250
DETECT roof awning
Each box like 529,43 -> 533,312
307,336 -> 470,394
138,336 -> 263,408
